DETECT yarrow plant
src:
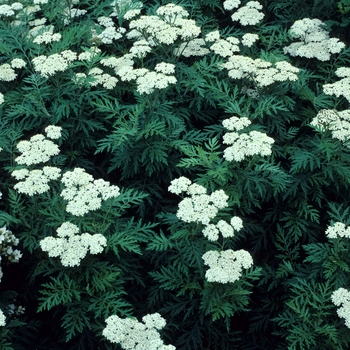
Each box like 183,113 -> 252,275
283,18 -> 346,61
222,116 -> 274,161
102,313 -> 175,349
60,168 -> 120,216
202,249 -> 253,283
326,221 -> 350,238
323,67 -> 350,103
168,177 -> 229,225
332,288 -> 350,328
202,216 -> 243,241
32,50 -> 77,78
230,1 -> 264,26
220,56 -> 299,87
0,309 -> 5,327
40,222 -> 107,267
14,129 -> 60,166
1,0 -> 350,348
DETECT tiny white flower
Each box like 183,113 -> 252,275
0,309 -> 6,326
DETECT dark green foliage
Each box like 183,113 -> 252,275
2,0 -> 350,349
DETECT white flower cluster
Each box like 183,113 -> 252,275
310,109 -> 350,144
103,313 -> 175,349
331,288 -> 350,328
31,24 -> 62,45
88,68 -> 119,89
40,222 -> 107,267
169,178 -> 253,284
32,50 -> 77,78
136,69 -> 176,95
0,226 -> 22,283
156,3 -> 189,21
60,168 -> 120,216
10,58 -> 26,69
0,309 -> 5,326
27,24 -> 56,40
15,133 -> 60,166
202,216 -> 243,241
325,222 -> 350,239
241,33 -> 259,47
230,1 -> 264,26
0,92 -> 4,105
221,55 -> 299,87
124,9 -> 141,21
33,30 -> 61,45
202,249 -> 253,283
223,0 -> 241,11
168,177 -> 229,225
205,30 -> 220,43
0,3 -> 23,17
209,37 -> 240,58
283,18 -> 345,61
45,125 -> 62,140
129,40 -> 152,58
95,26 -> 126,45
11,126 -> 63,195
101,54 -> 134,75
222,116 -> 274,162
323,67 -> 350,103
0,63 -> 17,81
128,3 -> 201,46
100,54 -> 177,94
12,167 -> 62,196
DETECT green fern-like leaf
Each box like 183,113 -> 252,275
37,275 -> 81,312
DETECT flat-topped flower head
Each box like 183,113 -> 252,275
103,313 -> 175,349
332,288 -> 350,328
202,249 -> 253,283
10,58 -> 26,69
15,134 -> 60,166
223,0 -> 241,11
172,180 -> 229,225
168,176 -> 192,194
61,168 -> 120,216
311,109 -> 350,144
222,117 -> 274,162
40,222 -> 107,267
32,51 -> 77,77
12,167 -> 61,196
221,56 -> 299,87
0,309 -> 5,326
202,216 -> 243,241
284,18 -> 345,61
0,63 -> 17,81
241,33 -> 259,47
325,222 -> 350,239
231,1 -> 264,26
45,125 -> 62,140
323,67 -> 350,103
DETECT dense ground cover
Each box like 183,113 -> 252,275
1,0 -> 350,349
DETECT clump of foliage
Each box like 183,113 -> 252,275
1,0 -> 350,349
